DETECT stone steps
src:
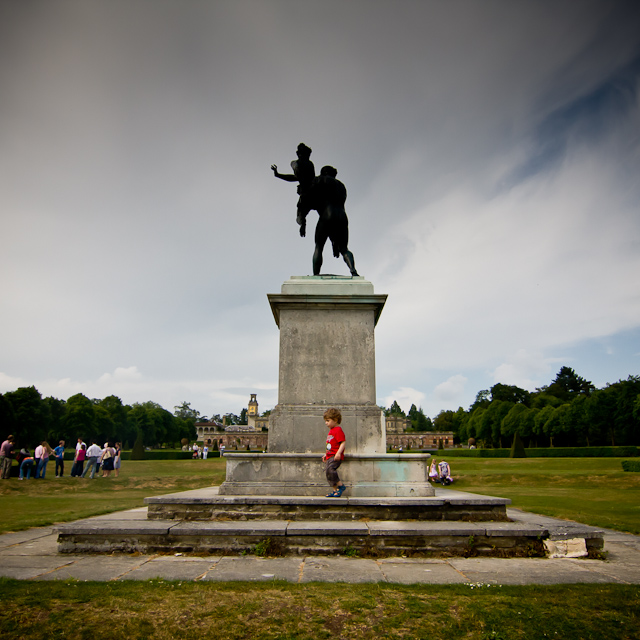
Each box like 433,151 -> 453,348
145,489 -> 511,522
55,489 -> 604,558
56,516 -> 604,557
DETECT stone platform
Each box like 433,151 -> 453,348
146,487 -> 508,521
55,488 -> 605,558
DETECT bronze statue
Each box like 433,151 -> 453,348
271,143 -> 315,238
271,146 -> 359,277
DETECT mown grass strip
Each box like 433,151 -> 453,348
0,580 -> 638,640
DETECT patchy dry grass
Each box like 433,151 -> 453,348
449,457 -> 640,534
0,580 -> 638,639
2,457 -> 640,535
0,459 -> 226,534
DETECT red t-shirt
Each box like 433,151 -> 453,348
326,426 -> 345,457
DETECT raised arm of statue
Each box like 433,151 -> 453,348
271,164 -> 298,182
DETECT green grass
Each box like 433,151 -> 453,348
2,457 -> 640,535
0,580 -> 638,639
0,458 -> 226,534
447,457 -> 640,534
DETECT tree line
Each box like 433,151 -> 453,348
0,387 -> 200,449
386,367 -> 640,448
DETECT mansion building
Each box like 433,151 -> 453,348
195,395 -> 454,451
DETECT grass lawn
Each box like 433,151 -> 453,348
447,457 -> 640,534
0,580 -> 638,639
0,458 -> 226,534
1,456 -> 639,535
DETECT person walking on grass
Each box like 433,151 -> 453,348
82,440 -> 102,479
113,442 -> 122,477
71,443 -> 86,477
0,435 -> 15,479
100,442 -> 116,477
35,441 -> 54,479
322,408 -> 347,497
54,440 -> 65,478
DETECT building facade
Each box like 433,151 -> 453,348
195,395 -> 454,450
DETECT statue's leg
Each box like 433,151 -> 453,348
342,250 -> 359,277
314,220 -> 329,276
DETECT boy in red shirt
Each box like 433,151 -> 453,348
322,407 -> 347,497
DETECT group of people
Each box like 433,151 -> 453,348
429,458 -> 453,485
0,435 -> 122,480
69,439 -> 122,479
191,443 -> 210,459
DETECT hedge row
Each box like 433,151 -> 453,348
60,450 -> 221,461
622,460 -> 640,472
121,450 -> 222,460
431,446 -> 639,458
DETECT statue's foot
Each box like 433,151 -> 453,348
351,271 -> 359,277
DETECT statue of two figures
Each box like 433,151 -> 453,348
271,143 -> 359,277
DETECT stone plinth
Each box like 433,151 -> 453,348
219,276 -> 434,497
219,453 -> 434,497
267,276 -> 387,454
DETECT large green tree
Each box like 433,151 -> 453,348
385,401 -> 406,418
63,393 -> 97,442
491,383 -> 531,406
4,386 -> 50,446
407,404 -> 431,431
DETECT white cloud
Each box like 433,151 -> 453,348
491,350 -> 561,391
434,375 -> 468,402
381,387 -> 425,414
98,366 -> 142,384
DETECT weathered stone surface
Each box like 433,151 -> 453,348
544,538 -> 588,558
300,557 -> 384,583
266,278 -> 386,455
146,492 -> 509,522
220,452 -> 435,497
286,521 -> 368,536
203,556 -> 302,582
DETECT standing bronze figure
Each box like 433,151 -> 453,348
271,145 -> 359,277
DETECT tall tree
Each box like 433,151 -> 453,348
63,393 -> 97,442
386,401 -> 406,417
44,397 -> 66,442
0,393 -> 18,437
407,404 -> 431,431
490,383 -> 531,406
543,366 -> 595,402
4,386 -> 50,446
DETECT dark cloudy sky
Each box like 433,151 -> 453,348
1,0 -> 639,418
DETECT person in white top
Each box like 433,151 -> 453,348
82,441 -> 103,479
203,445 -> 209,460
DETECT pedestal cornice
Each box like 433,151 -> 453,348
268,293 -> 388,328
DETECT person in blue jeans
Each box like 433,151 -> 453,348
81,441 -> 102,479
35,441 -> 54,479
18,448 -> 34,480
54,440 -> 65,478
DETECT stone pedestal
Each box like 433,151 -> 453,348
219,276 -> 434,497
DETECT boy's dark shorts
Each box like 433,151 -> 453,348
324,456 -> 342,486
